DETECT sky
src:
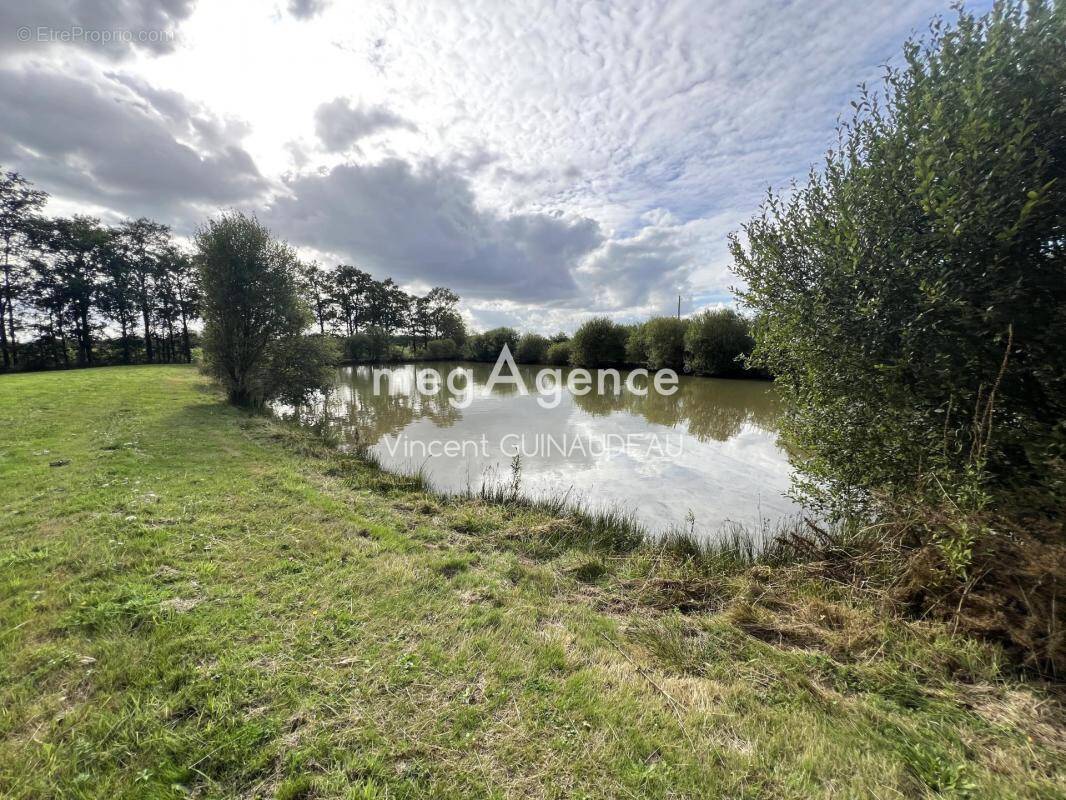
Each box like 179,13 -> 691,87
0,0 -> 989,333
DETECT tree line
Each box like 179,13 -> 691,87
454,310 -> 758,378
2,166 -> 756,380
1,173 -> 198,371
0,168 -> 469,374
299,264 -> 465,346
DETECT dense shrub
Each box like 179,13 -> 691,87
262,334 -> 340,406
545,340 -> 572,366
343,333 -> 370,361
684,310 -> 754,377
640,317 -> 688,370
515,333 -> 550,364
732,2 -> 1066,514
730,3 -> 1066,671
569,317 -> 628,368
466,327 -> 519,361
624,325 -> 647,366
197,212 -> 334,407
422,338 -> 461,360
343,328 -> 393,362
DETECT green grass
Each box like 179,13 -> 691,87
1,365 -> 1063,799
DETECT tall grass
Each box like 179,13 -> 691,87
341,435 -> 838,571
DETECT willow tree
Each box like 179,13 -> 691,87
732,1 -> 1066,515
197,212 -> 335,407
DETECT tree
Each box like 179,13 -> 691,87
170,250 -> 200,364
260,334 -> 340,407
434,308 -> 466,345
545,340 -> 572,366
196,212 -> 332,407
466,327 -> 518,361
100,234 -> 140,365
155,244 -> 198,364
298,261 -> 334,335
115,218 -> 170,364
425,287 -> 459,336
640,317 -> 688,370
330,265 -> 371,336
731,1 -> 1066,513
625,325 -> 647,366
423,286 -> 465,345
364,278 -> 407,334
154,250 -> 181,364
408,294 -> 432,351
569,317 -> 628,368
683,310 -> 753,377
30,216 -> 110,367
515,332 -> 549,364
0,169 -> 47,368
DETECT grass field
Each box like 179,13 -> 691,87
1,365 -> 1063,799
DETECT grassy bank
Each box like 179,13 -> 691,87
1,365 -> 1063,799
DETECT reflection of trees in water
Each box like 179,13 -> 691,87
343,393 -> 417,444
570,372 -> 781,443
679,392 -> 749,442
323,365 -> 468,444
298,362 -> 783,446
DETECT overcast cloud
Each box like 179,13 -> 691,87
0,62 -> 266,226
0,0 -> 992,330
314,98 -> 415,151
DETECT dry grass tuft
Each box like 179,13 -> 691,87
892,511 -> 1066,677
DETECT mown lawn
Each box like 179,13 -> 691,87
0,365 -> 1062,799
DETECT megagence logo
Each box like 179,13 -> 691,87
372,345 -> 679,410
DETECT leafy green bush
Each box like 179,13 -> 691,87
683,309 -> 754,377
569,317 -> 628,368
545,340 -> 572,366
466,327 -> 519,361
625,325 -> 647,366
423,338 -> 460,360
343,328 -> 393,362
343,333 -> 370,361
641,317 -> 688,370
262,334 -> 340,406
515,333 -> 550,364
731,2 -> 1066,513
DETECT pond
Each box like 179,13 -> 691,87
286,362 -> 802,540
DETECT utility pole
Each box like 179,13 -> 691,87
677,295 -> 681,319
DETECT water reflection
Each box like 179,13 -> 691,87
567,370 -> 781,442
288,362 -> 800,538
